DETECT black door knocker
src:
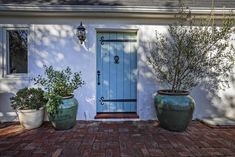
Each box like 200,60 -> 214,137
114,55 -> 119,64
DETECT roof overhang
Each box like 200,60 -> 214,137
0,5 -> 234,19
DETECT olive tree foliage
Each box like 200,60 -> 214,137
148,7 -> 235,93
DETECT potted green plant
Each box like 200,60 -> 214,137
10,87 -> 47,129
148,8 -> 235,131
34,66 -> 84,130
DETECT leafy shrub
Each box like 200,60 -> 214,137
10,88 -> 47,110
34,66 -> 84,115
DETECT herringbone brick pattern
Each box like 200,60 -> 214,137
0,121 -> 235,157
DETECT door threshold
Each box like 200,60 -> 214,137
95,113 -> 139,119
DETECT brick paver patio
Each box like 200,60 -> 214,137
0,121 -> 235,157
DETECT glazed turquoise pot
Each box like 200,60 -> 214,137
48,95 -> 78,130
154,90 -> 195,132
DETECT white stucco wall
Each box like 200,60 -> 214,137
0,17 -> 235,121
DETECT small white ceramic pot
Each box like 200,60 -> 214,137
17,107 -> 44,129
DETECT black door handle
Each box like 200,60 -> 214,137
97,70 -> 100,85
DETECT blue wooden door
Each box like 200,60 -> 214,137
96,32 -> 137,113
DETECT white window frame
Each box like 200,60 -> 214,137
2,27 -> 29,78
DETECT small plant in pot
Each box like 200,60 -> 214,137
10,87 -> 47,129
148,7 -> 235,131
34,66 -> 84,130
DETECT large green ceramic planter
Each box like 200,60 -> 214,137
48,95 -> 78,130
154,90 -> 195,132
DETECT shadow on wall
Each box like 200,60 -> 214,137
137,41 -> 158,120
0,79 -> 30,122
191,87 -> 223,119
0,92 -> 17,122
1,24 -> 97,121
31,24 -> 97,120
213,73 -> 235,119
138,25 -> 234,120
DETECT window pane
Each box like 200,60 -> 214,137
8,30 -> 28,74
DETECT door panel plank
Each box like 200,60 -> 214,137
109,33 -> 117,112
96,33 -> 102,112
116,33 -> 124,112
101,33 -> 110,112
123,33 -> 132,112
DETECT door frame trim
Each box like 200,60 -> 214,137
95,29 -> 139,115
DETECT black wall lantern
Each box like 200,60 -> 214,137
76,22 -> 86,44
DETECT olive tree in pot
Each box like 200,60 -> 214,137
10,88 -> 47,129
34,66 -> 84,130
148,8 -> 235,132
